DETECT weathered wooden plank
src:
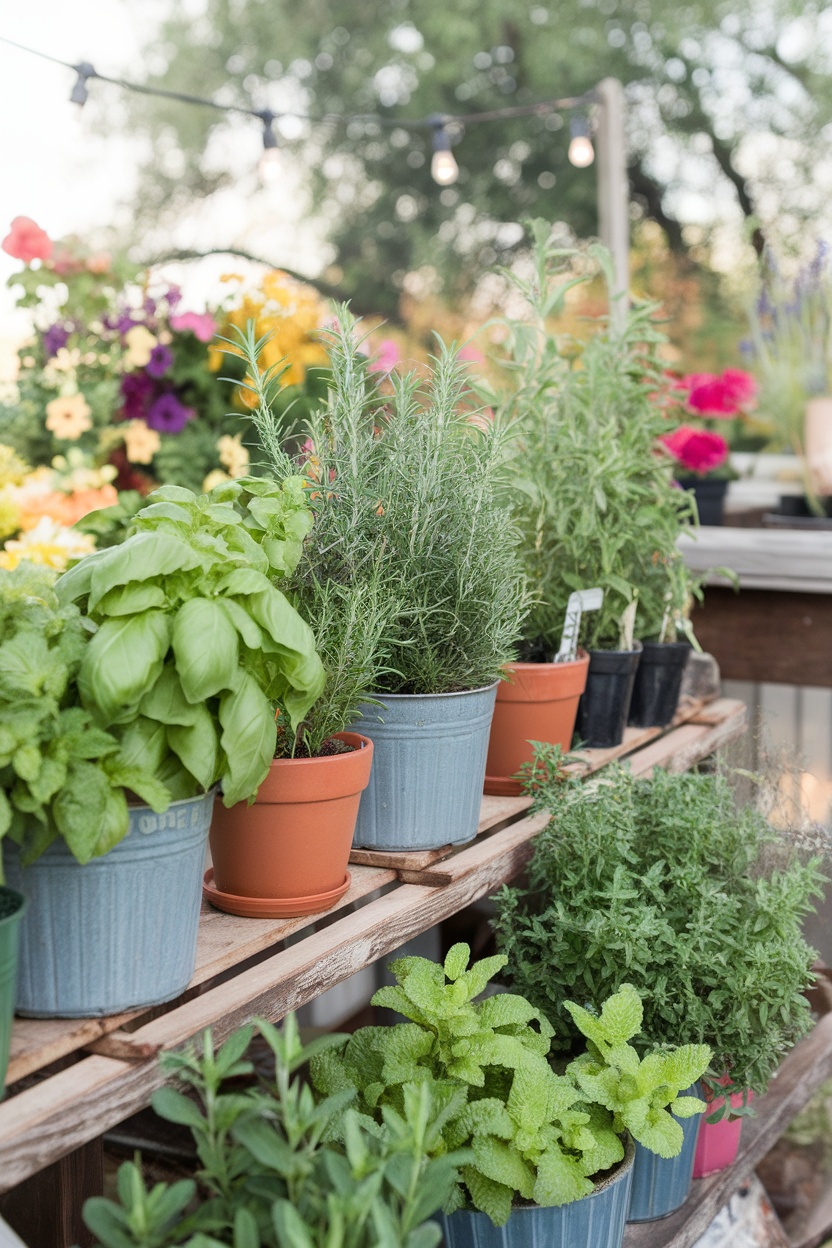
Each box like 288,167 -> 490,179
692,587 -> 832,688
0,837 -> 539,1190
622,1010 -> 832,1248
6,864 -> 395,1086
397,811 -> 550,886
688,697 -> 742,727
628,705 -> 747,779
0,1136 -> 102,1248
348,795 -> 532,870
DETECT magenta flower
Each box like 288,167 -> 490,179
682,368 -> 757,418
368,338 -> 401,374
146,392 -> 192,434
146,344 -> 174,378
120,371 -> 154,419
170,311 -> 216,343
661,426 -> 729,475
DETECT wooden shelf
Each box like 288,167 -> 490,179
0,696 -> 747,1198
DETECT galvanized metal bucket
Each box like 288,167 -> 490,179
627,1086 -> 702,1222
6,791 -> 214,1018
0,888 -> 25,1096
437,1136 -> 634,1248
350,683 -> 498,851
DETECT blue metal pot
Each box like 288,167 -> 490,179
350,683 -> 498,851
437,1137 -> 634,1248
5,791 -> 213,1018
627,1085 -> 702,1222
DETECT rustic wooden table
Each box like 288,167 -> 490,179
0,697 -> 747,1247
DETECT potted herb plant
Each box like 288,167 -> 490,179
248,311 -> 528,852
495,755 -> 824,1189
5,478 -> 324,1015
486,226 -> 692,753
627,552 -> 695,729
311,945 -> 709,1245
83,1014 -> 465,1247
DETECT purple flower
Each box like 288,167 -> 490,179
146,344 -> 174,378
43,324 -> 69,358
164,285 -> 183,309
120,371 -> 154,419
143,296 -> 157,317
146,392 -> 192,434
116,312 -> 139,334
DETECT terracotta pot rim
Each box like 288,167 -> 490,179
363,681 -> 499,702
263,731 -> 372,771
502,650 -> 590,673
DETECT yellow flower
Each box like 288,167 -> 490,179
202,469 -> 232,493
217,434 -> 250,478
1,517 -> 95,571
0,488 -> 21,541
0,444 -> 29,489
45,394 -> 92,441
122,419 -> 161,465
124,325 -> 158,368
52,347 -> 82,373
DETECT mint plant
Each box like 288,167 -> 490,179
495,761 -> 824,1102
84,1015 -> 466,1248
311,945 -> 708,1227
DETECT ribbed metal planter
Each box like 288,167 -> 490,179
6,791 -> 214,1018
351,683 -> 498,851
627,1086 -> 702,1222
437,1137 -> 634,1248
0,888 -> 25,1097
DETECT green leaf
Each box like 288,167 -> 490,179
218,673 -> 277,806
53,761 -> 112,863
472,1137 -> 534,1201
462,1165 -> 513,1227
630,1106 -> 684,1158
167,706 -> 221,793
598,984 -> 643,1045
672,1095 -> 708,1119
140,665 -> 200,726
116,716 -> 169,774
105,762 -> 171,813
244,588 -> 325,730
533,1146 -> 595,1207
172,598 -> 240,703
217,597 -> 266,650
444,943 -> 470,981
86,531 -> 202,613
151,1086 -> 206,1129
79,611 -> 171,723
94,582 -> 167,617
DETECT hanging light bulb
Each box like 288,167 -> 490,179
258,111 -> 282,183
568,115 -> 595,168
70,62 -> 95,108
430,118 -> 459,186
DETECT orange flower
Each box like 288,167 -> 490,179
45,394 -> 92,440
123,420 -> 161,465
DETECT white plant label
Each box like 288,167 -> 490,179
555,587 -> 604,662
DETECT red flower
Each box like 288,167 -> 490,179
683,368 -> 757,418
660,425 -> 729,475
1,217 -> 53,263
721,368 -> 757,407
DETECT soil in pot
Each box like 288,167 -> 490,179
350,683 -> 498,852
0,887 -> 25,1096
628,641 -> 691,729
6,790 -> 213,1018
693,1084 -> 753,1179
575,646 -> 642,750
437,1136 -> 635,1248
485,652 -> 589,796
675,476 -> 728,527
207,732 -> 373,919
627,1085 -> 702,1222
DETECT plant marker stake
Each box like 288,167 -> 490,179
555,588 -> 604,662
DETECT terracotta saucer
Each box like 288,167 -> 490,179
202,869 -> 352,919
483,774 -> 523,797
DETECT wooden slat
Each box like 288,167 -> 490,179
6,864 -> 395,1086
397,811 -> 550,886
348,794 -> 532,870
0,829 -> 544,1191
628,704 -> 748,779
623,1010 -> 832,1248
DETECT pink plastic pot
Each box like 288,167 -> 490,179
693,1083 -> 754,1179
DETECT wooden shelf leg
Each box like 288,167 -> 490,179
0,1136 -> 103,1248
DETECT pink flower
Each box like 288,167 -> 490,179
368,338 -> 401,374
458,345 -> 485,366
660,426 -> 729,475
721,368 -> 757,407
2,217 -> 52,263
683,368 -> 757,418
170,311 -> 216,343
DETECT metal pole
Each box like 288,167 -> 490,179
595,77 -> 629,324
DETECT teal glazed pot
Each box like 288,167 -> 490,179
437,1137 -> 634,1248
627,1085 -> 703,1222
0,887 -> 26,1097
350,683 -> 498,851
6,791 -> 214,1018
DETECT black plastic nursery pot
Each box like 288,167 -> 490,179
575,645 -> 642,749
0,886 -> 26,1098
676,476 -> 728,527
628,641 -> 691,729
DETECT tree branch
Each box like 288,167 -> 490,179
628,160 -> 687,252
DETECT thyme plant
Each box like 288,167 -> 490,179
487,223 -> 696,655
494,756 -> 825,1099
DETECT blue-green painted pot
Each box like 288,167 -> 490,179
351,683 -> 498,851
437,1137 -> 634,1248
0,887 -> 25,1097
627,1085 -> 702,1222
5,791 -> 213,1018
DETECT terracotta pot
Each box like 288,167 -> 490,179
484,653 -> 589,796
692,1081 -> 753,1179
207,732 -> 373,918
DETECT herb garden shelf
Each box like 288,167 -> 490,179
0,695 -> 747,1247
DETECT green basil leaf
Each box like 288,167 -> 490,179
139,666 -> 200,726
79,611 -> 171,724
87,532 -> 202,613
116,716 -> 169,773
218,674 -> 277,807
172,599 -> 240,703
216,598 -> 265,650
167,705 -> 221,792
94,582 -> 167,617
245,589 -> 325,729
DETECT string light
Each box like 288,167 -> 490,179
568,115 -> 595,168
258,111 -> 282,184
0,34 -> 601,187
69,62 -> 95,108
429,117 -> 459,186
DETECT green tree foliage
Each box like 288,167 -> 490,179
120,0 -> 832,313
